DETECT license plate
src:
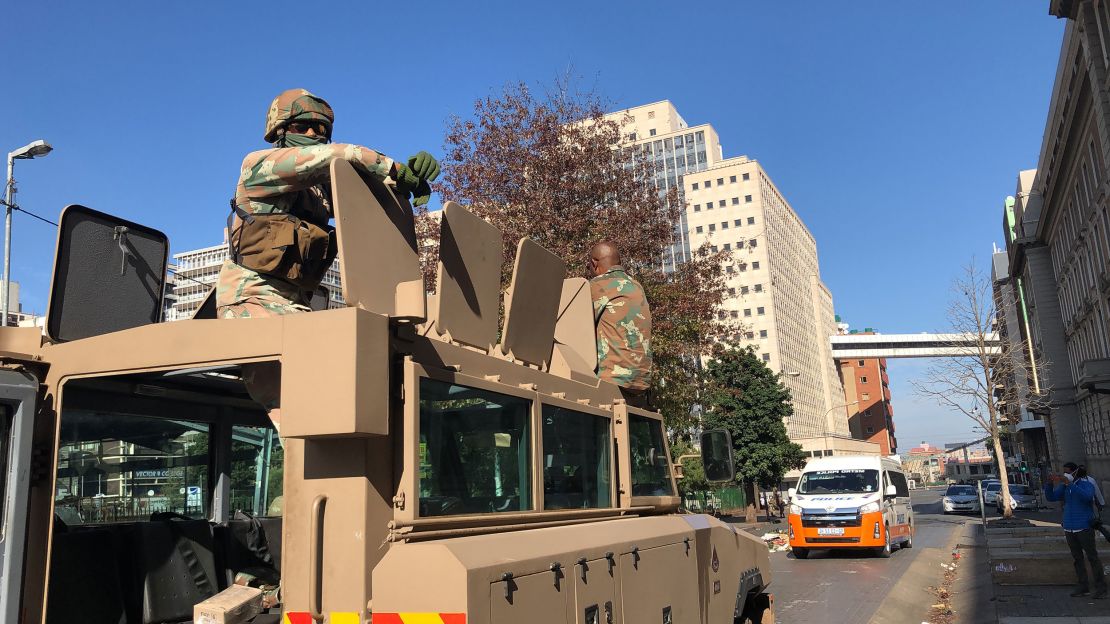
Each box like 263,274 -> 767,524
817,527 -> 845,536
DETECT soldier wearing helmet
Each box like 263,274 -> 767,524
217,89 -> 440,428
216,88 -> 440,320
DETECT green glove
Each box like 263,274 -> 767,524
406,151 -> 440,182
394,163 -> 422,196
412,180 -> 432,207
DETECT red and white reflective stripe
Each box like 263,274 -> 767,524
283,612 -> 466,624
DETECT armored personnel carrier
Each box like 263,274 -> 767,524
0,160 -> 773,623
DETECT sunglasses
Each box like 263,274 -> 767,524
285,121 -> 331,137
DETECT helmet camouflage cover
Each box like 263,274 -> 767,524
264,89 -> 335,143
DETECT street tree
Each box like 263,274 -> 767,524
913,261 -> 1048,518
700,346 -> 807,520
418,79 -> 732,429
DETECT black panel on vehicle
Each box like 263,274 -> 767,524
47,205 -> 168,342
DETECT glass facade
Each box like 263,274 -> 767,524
634,130 -> 710,271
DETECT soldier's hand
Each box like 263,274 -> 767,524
407,151 -> 440,182
394,163 -> 422,196
412,179 -> 433,207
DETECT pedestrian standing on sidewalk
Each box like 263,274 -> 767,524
1045,462 -> 1107,598
1075,464 -> 1110,543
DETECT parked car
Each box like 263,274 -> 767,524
942,484 -> 981,514
982,480 -> 1003,505
997,484 -> 1039,512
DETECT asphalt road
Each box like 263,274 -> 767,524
767,487 -> 977,624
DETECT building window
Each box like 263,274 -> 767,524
747,217 -> 755,225
723,243 -> 731,250
866,426 -> 874,434
732,197 -> 740,205
740,286 -> 749,295
726,266 -> 735,274
728,287 -> 736,296
722,221 -> 730,229
757,306 -> 765,315
730,310 -> 738,319
709,224 -> 716,232
649,129 -> 657,136
858,360 -> 865,366
861,393 -> 870,400
969,465 -> 979,475
860,376 -> 868,383
692,182 -> 699,190
744,309 -> 752,317
717,178 -> 724,185
752,261 -> 760,270
745,195 -> 753,203
759,329 -> 768,338
693,204 -> 701,212
749,239 -> 758,248
705,180 -> 712,188
762,353 -> 770,362
739,264 -> 747,272
719,200 -> 726,207
647,111 -> 655,119
730,175 -> 737,183
743,173 -> 750,181
695,226 -> 703,234
734,219 -> 742,226
711,245 -> 718,252
754,284 -> 763,292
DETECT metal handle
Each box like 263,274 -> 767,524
309,495 -> 328,622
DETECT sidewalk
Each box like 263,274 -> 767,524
985,514 -> 1110,623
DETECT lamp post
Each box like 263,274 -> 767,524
3,140 -> 53,326
822,400 -> 859,455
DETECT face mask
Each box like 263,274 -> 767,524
1064,472 -> 1074,482
280,132 -> 328,148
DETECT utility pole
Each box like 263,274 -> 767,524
2,140 -> 53,326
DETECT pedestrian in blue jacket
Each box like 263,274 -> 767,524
1045,462 -> 1107,598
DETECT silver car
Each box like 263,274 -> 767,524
982,481 -> 1003,505
942,485 -> 981,513
996,484 -> 1039,512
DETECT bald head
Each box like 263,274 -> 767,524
588,241 -> 622,277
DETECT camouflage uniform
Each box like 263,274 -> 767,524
590,265 -> 653,391
216,142 -> 395,318
216,89 -> 396,319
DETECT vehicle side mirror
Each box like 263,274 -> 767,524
700,429 -> 735,484
787,487 -> 796,501
885,484 -> 897,498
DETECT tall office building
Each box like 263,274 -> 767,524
605,101 -> 848,442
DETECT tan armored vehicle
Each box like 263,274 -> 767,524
0,161 -> 773,623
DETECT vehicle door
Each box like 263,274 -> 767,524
887,471 -> 913,539
0,370 -> 39,623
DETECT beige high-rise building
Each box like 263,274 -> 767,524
605,101 -> 848,442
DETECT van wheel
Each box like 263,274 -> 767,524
875,529 -> 892,558
792,548 -> 810,559
903,533 -> 913,549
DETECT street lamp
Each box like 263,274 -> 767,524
3,140 -> 53,326
822,400 -> 859,455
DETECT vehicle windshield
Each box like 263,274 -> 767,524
946,486 -> 975,496
797,469 -> 879,494
1007,485 -> 1031,496
985,482 -> 1002,491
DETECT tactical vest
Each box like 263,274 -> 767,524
227,200 -> 337,290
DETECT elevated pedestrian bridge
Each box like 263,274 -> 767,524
829,333 -> 1000,359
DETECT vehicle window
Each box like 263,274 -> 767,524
1009,485 -> 1031,495
542,405 -> 611,510
228,425 -> 283,517
55,410 -> 210,524
946,485 -> 975,496
418,378 -> 532,517
798,469 -> 879,494
888,471 -> 910,497
986,482 -> 1002,491
628,415 -> 674,496
0,406 -> 10,530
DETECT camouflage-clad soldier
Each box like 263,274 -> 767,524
587,241 -> 653,401
216,88 -> 440,319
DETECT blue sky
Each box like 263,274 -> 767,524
3,2 -> 1064,448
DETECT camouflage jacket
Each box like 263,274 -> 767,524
233,143 -> 395,226
590,266 -> 653,390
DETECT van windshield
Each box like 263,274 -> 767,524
798,469 -> 879,494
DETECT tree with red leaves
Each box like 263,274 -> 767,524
418,80 -> 733,432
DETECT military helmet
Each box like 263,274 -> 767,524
264,89 -> 334,143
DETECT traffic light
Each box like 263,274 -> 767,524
1020,461 -> 1028,473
